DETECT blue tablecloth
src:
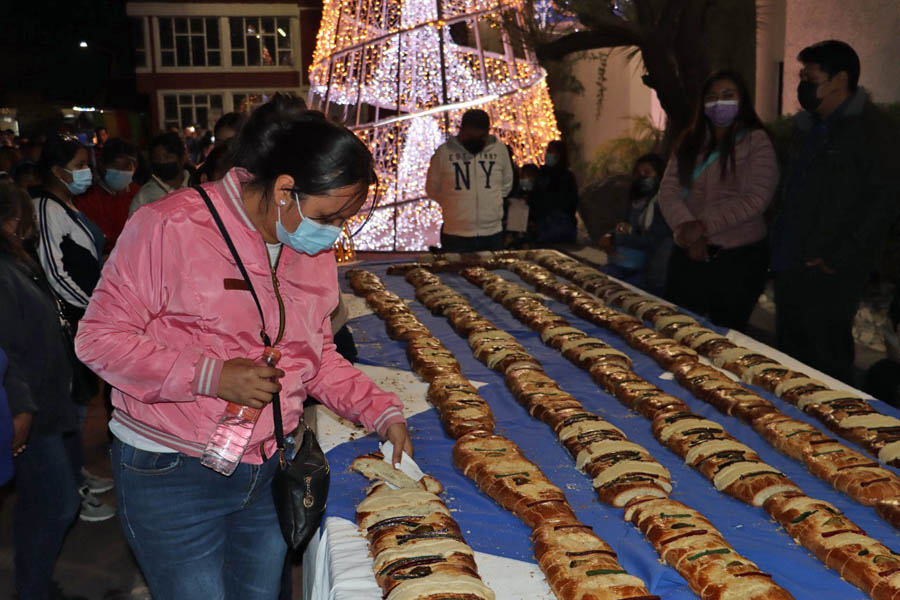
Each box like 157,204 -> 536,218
325,260 -> 898,600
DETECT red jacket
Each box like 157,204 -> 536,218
75,182 -> 140,251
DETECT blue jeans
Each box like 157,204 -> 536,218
14,434 -> 81,600
111,439 -> 288,600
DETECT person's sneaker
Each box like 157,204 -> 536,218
82,467 -> 115,493
129,570 -> 152,600
78,485 -> 117,522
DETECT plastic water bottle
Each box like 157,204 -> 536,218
201,347 -> 282,476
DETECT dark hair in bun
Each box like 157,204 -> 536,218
232,93 -> 376,206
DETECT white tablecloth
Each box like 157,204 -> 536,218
302,362 -> 551,600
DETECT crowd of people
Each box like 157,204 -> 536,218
0,36 -> 898,600
1,96 -> 412,599
428,40 -> 898,399
603,41 -> 899,399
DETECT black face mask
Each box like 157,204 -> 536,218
151,161 -> 180,181
461,138 -> 486,155
631,175 -> 659,198
797,80 -> 823,113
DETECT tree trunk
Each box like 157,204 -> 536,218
534,0 -> 758,157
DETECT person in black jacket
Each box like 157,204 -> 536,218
0,181 -> 82,600
32,136 -> 114,522
771,41 -> 900,383
530,140 -> 579,244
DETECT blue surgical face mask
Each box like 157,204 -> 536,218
519,179 -> 534,192
64,168 -> 92,195
276,193 -> 342,255
103,168 -> 133,192
545,152 -> 559,167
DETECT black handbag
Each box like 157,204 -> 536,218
27,263 -> 98,405
195,186 -> 330,552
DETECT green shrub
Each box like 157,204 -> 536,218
580,115 -> 662,183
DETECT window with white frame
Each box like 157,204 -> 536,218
162,93 -> 224,131
158,17 -> 221,67
131,17 -> 148,68
229,17 -> 292,67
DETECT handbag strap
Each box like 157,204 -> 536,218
194,186 -> 270,346
680,131 -> 748,200
194,186 -> 290,458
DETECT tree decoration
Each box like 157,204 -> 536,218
311,0 -> 560,251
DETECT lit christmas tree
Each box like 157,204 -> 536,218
310,0 -> 560,251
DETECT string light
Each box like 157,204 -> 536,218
334,223 -> 357,263
314,0 -> 560,251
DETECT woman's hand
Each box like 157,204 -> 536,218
675,220 -> 705,248
12,412 -> 32,456
384,422 -> 414,467
598,233 -> 614,252
686,238 -> 709,262
217,358 -> 284,409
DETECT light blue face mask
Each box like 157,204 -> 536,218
103,168 -> 133,192
64,167 -> 93,195
276,193 -> 342,255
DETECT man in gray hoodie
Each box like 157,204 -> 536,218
426,109 -> 513,252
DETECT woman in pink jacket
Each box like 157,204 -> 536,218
658,70 -> 779,332
75,96 -> 412,599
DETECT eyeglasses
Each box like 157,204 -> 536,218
348,196 -> 378,239
290,186 -> 380,240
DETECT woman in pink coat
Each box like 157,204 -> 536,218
75,96 -> 412,599
658,70 -> 779,332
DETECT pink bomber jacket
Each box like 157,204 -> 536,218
75,167 -> 405,463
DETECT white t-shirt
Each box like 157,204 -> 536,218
266,242 -> 282,266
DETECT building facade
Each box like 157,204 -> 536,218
125,0 -> 322,133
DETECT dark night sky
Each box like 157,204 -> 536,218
0,0 -> 139,108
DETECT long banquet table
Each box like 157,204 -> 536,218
303,256 -> 896,600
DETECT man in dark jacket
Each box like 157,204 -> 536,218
771,40 -> 900,383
